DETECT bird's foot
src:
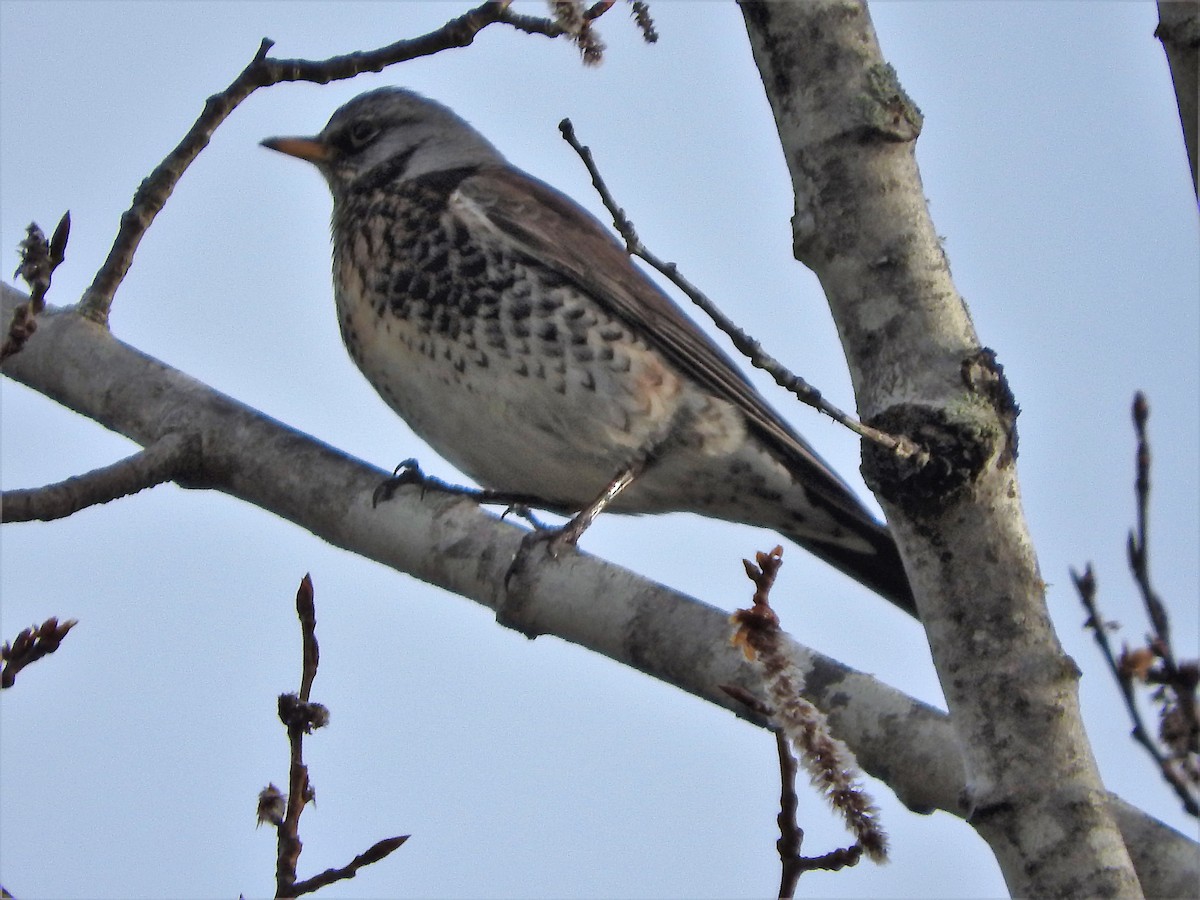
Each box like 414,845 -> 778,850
504,519 -> 583,589
500,503 -> 551,530
372,458 -> 427,507
374,459 -> 501,507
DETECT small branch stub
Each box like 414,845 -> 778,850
2,432 -> 203,524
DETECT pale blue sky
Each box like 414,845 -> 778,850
2,3 -> 1197,898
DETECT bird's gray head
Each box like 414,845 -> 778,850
262,87 -> 506,195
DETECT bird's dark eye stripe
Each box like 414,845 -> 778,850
336,114 -> 421,153
332,121 -> 380,153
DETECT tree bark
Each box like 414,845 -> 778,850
740,1 -> 1145,895
1157,0 -> 1199,197
3,283 -> 1196,896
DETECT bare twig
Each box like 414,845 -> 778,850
2,212 -> 69,362
717,683 -> 860,897
774,728 -> 805,898
1,617 -> 78,689
275,574 -> 325,895
1071,393 -> 1199,818
289,836 -> 411,896
2,432 -> 202,523
1071,567 -> 1176,786
557,119 -> 927,466
1129,393 -> 1171,645
730,547 -> 887,877
77,0 -> 625,325
266,575 -> 407,898
1127,393 -> 1199,810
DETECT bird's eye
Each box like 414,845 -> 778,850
345,121 -> 379,150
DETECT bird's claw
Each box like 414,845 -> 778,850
500,503 -> 551,530
372,458 -> 426,507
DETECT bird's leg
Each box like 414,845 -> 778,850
499,503 -> 552,531
475,487 -> 575,514
372,460 -> 595,526
505,458 -> 645,587
554,462 -> 642,547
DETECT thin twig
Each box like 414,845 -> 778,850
1,617 -> 78,689
2,432 -> 202,523
276,575 -> 324,896
289,836 -> 410,896
77,0 -> 623,325
715,685 -> 817,897
268,575 -> 407,897
2,212 -> 69,362
557,119 -> 927,466
1127,393 -> 1199,811
1071,568 -> 1178,779
775,729 -> 804,898
1071,393 -> 1199,818
1129,392 -> 1171,647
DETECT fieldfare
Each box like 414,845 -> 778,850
263,88 -> 914,614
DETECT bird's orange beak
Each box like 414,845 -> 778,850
260,135 -> 332,164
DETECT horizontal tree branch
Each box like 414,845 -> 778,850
0,284 -> 1195,895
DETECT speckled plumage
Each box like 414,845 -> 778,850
263,88 -> 914,612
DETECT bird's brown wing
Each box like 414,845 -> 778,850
459,164 -> 870,521
456,165 -> 915,614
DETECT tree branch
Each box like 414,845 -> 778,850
1,616 -> 78,689
2,431 -> 201,523
77,0 -> 618,325
267,575 -> 406,897
740,1 -> 1140,895
1,284 -> 1195,896
1156,1 -> 1199,197
1072,393 -> 1199,818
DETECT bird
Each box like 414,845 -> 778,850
262,87 -> 915,616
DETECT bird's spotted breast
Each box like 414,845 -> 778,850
329,168 -> 693,503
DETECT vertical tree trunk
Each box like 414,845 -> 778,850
739,2 -> 1144,895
